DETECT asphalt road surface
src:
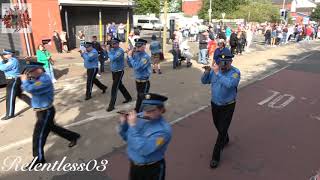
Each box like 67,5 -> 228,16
98,50 -> 320,179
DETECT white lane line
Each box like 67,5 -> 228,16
170,106 -> 208,125
0,50 -> 318,153
257,52 -> 316,81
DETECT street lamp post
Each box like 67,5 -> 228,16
221,12 -> 225,26
208,0 -> 212,23
162,0 -> 168,55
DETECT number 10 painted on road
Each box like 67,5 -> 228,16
258,90 -> 295,109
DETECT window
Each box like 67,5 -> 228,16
138,20 -> 149,23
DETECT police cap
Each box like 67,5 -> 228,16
134,38 -> 147,47
22,61 -> 45,74
111,38 -> 121,44
0,49 -> 15,55
84,42 -> 93,48
141,93 -> 168,111
216,48 -> 234,64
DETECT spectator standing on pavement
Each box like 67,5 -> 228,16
245,26 -> 253,52
118,23 -> 126,42
0,49 -> 31,120
282,25 -> 289,44
218,28 -> 227,41
190,24 -> 197,42
127,38 -> 152,112
271,27 -> 277,47
118,93 -> 172,180
91,36 -> 104,74
78,31 -> 86,49
36,44 -> 57,83
21,62 -> 80,168
264,27 -> 271,46
106,38 -> 132,112
110,22 -> 117,38
305,25 -> 313,43
53,31 -> 62,53
150,34 -> 162,74
236,31 -> 244,55
230,29 -> 238,55
60,31 -> 69,53
172,34 -> 180,69
198,30 -> 209,65
201,48 -> 240,169
225,26 -> 232,44
80,42 -> 108,100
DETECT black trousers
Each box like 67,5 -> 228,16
5,78 -> 31,117
108,71 -> 132,108
237,43 -> 242,54
135,80 -> 150,112
86,68 -> 107,98
211,102 -> 236,161
33,106 -> 80,162
99,57 -> 105,73
129,159 -> 166,180
230,45 -> 237,55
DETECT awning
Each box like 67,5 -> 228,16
59,0 -> 134,7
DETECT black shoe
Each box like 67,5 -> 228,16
153,69 -> 157,74
123,98 -> 132,104
85,96 -> 92,101
69,135 -> 81,148
1,116 -> 14,120
158,70 -> 162,74
102,87 -> 108,94
106,106 -> 114,112
210,160 -> 219,169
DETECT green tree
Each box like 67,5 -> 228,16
134,0 -> 161,15
198,0 -> 280,23
231,1 -> 280,22
198,0 -> 248,20
311,5 -> 320,22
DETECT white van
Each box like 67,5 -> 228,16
134,17 -> 163,30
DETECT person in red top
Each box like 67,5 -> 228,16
305,25 -> 313,43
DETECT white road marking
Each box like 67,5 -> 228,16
268,94 -> 295,109
310,114 -> 320,121
257,52 -> 316,81
258,90 -> 280,106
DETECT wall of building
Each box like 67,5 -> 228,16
182,0 -> 202,16
27,0 -> 63,54
62,6 -> 133,48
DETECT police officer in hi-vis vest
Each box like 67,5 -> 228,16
127,39 -> 152,112
0,49 -> 30,120
106,38 -> 132,112
201,48 -> 241,169
80,42 -> 108,100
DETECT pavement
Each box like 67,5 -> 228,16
0,37 -> 319,180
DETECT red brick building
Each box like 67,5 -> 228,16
182,0 -> 202,16
0,0 -> 133,56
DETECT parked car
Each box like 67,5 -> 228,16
134,17 -> 163,30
